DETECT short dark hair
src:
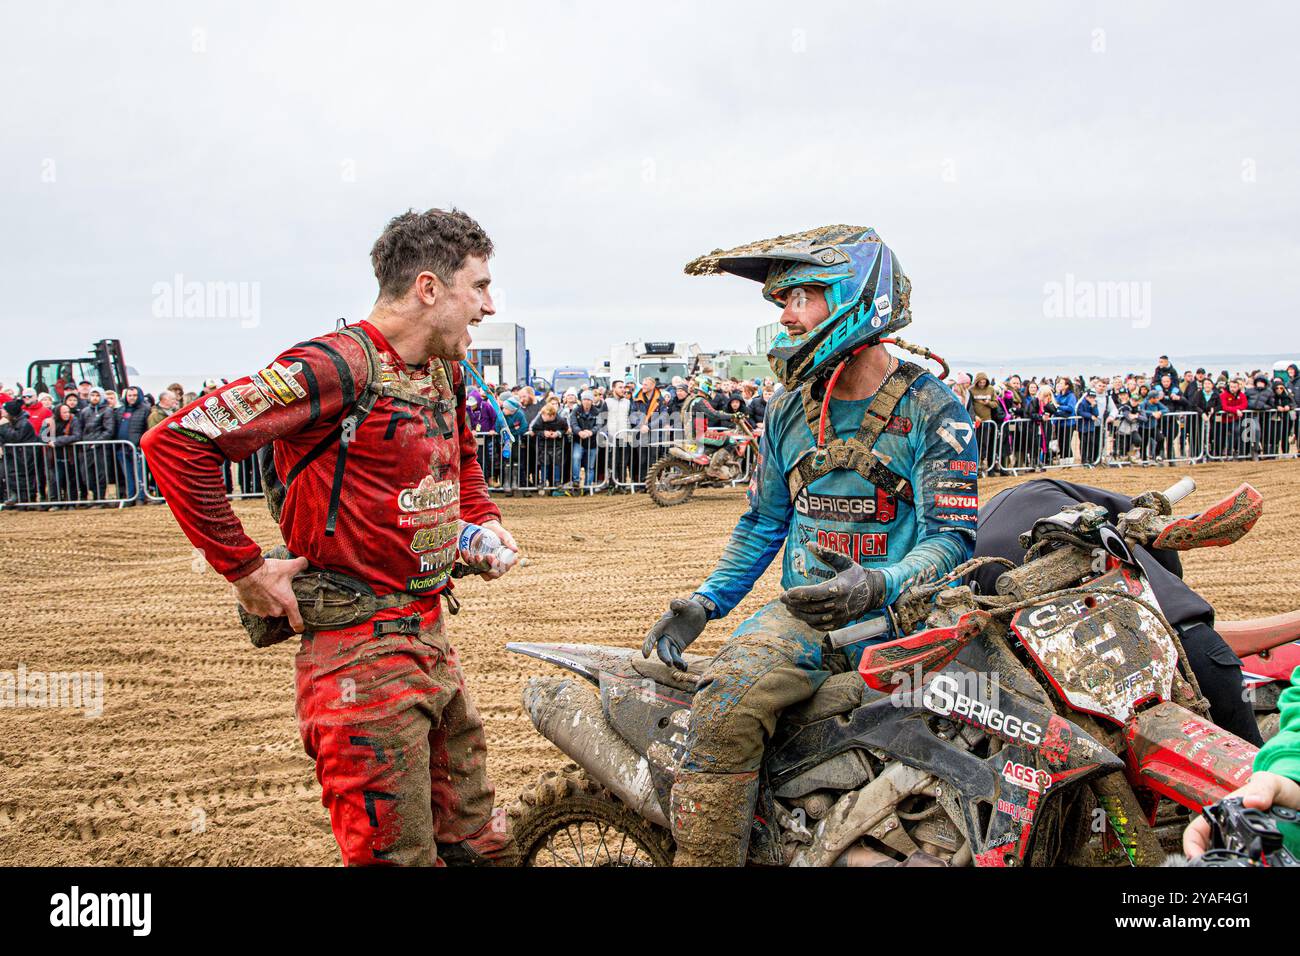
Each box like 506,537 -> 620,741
370,207 -> 494,299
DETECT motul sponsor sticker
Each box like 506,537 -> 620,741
1001,759 -> 1051,793
934,493 -> 978,510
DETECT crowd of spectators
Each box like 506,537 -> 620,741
956,357 -> 1300,473
469,372 -> 776,494
4,354 -> 1300,508
0,377 -> 221,508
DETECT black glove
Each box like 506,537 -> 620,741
641,596 -> 711,670
780,544 -> 886,630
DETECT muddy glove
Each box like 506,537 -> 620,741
780,544 -> 886,630
641,596 -> 712,670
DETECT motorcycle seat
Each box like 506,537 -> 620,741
1217,610 -> 1300,658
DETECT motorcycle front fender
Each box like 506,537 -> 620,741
1123,700 -> 1259,811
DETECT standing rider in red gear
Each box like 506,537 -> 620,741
143,208 -> 520,866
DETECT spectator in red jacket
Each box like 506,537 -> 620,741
1218,379 -> 1248,458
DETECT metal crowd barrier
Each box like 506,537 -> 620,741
995,416 -> 1101,474
608,426 -> 685,492
0,439 -> 142,509
473,431 -> 613,496
139,453 -> 262,503
1205,409 -> 1297,462
606,426 -> 754,492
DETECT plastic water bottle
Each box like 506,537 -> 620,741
458,521 -> 518,573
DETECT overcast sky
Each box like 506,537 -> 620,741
3,1 -> 1298,384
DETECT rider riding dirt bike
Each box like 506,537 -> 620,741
682,375 -> 744,480
641,224 -> 978,866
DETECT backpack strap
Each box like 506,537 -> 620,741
787,361 -> 927,506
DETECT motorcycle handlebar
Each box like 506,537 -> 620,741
825,615 -> 892,650
1162,476 -> 1196,507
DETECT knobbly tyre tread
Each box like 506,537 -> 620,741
509,763 -> 675,866
646,457 -> 697,507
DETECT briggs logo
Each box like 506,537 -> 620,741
795,488 -> 896,524
923,674 -> 1044,745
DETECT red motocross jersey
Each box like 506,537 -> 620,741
141,321 -> 500,596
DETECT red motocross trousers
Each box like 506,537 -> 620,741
294,599 -> 516,866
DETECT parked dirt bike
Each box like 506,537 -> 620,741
1218,614 -> 1300,742
644,414 -> 759,507
507,477 -> 1297,867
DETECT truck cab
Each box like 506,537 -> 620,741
27,339 -> 128,397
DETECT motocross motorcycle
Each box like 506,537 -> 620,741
508,477 -> 1281,867
644,414 -> 758,508
1218,615 -> 1300,742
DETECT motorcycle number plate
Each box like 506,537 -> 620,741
1009,568 -> 1177,725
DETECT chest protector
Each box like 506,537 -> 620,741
787,361 -> 926,507
259,324 -> 458,536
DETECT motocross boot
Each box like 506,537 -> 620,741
704,449 -> 735,480
668,770 -> 760,866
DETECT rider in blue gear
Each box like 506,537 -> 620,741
643,225 -> 978,865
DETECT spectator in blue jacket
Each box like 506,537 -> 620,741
1139,387 -> 1168,463
1051,377 -> 1078,464
1076,389 -> 1101,467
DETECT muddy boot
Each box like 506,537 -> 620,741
704,449 -> 734,481
438,809 -> 521,867
669,770 -> 760,867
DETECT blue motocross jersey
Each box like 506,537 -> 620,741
695,372 -> 978,640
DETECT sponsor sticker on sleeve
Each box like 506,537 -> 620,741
256,360 -> 308,406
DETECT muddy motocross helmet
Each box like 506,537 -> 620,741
685,224 -> 912,390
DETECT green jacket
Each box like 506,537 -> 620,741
1255,666 -> 1300,781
